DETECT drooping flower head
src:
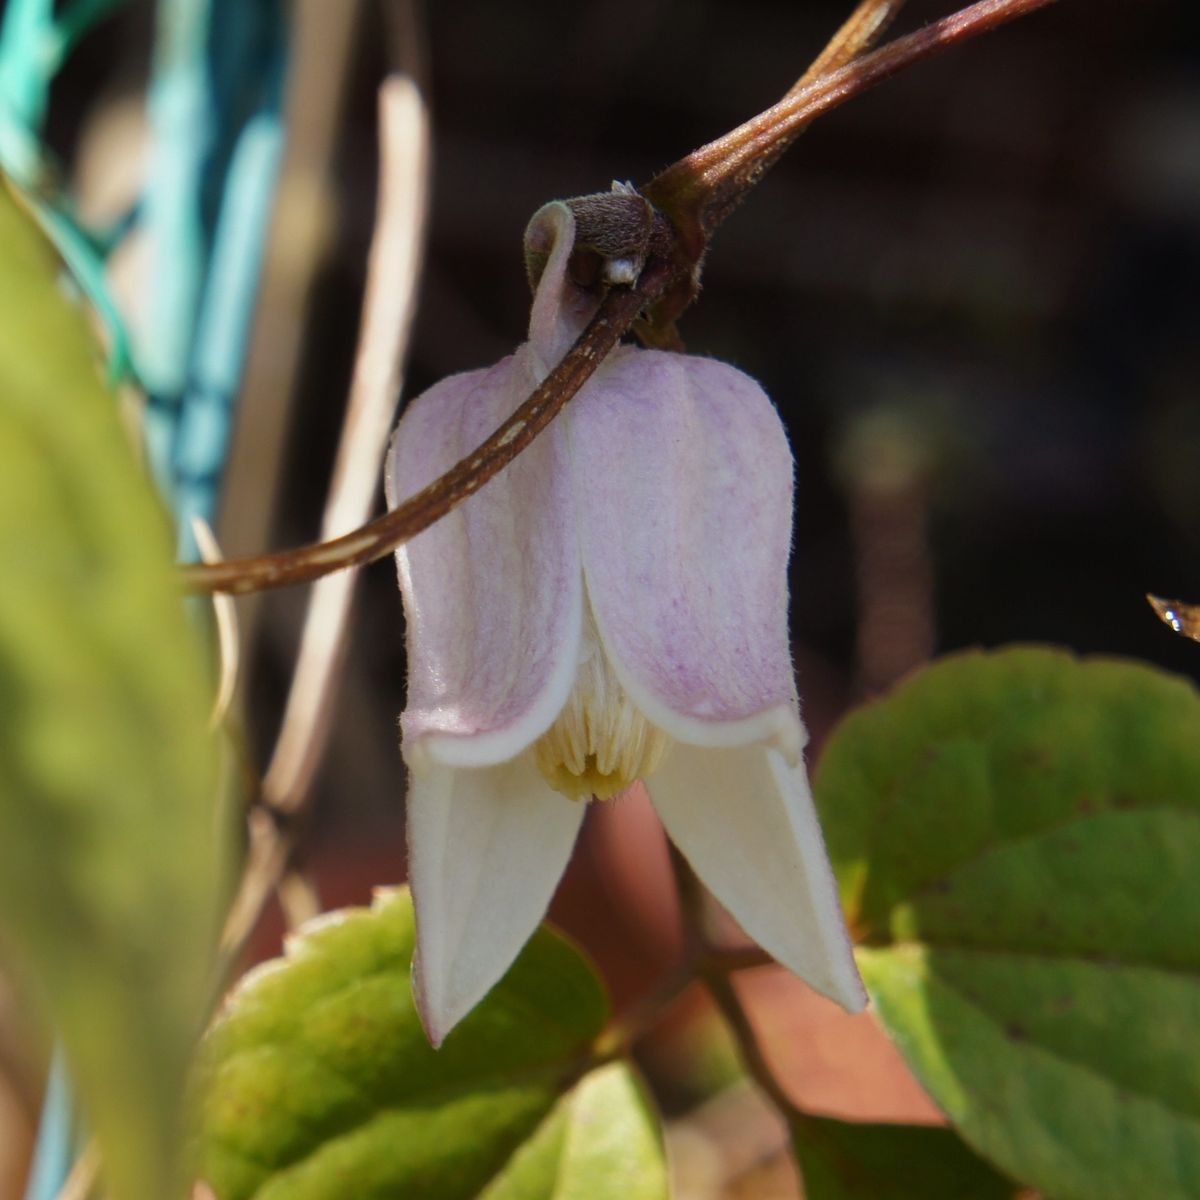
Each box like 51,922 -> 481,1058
386,197 -> 865,1045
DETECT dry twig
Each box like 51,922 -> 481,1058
190,516 -> 240,730
262,75 -> 429,814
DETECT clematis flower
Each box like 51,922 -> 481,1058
386,199 -> 866,1046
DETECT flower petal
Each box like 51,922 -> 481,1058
569,349 -> 801,756
524,201 -> 598,372
386,353 -> 582,768
648,742 -> 866,1013
406,757 -> 587,1046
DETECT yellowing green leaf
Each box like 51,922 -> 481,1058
816,647 -> 1200,1200
0,181 -> 223,1199
193,889 -> 650,1200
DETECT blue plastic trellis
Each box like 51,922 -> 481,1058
141,0 -> 289,554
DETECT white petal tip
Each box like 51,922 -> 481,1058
774,711 -> 807,766
802,941 -> 869,1015
417,1007 -> 449,1049
405,760 -> 587,1049
837,974 -> 870,1015
411,953 -> 462,1049
648,743 -> 868,1024
402,737 -> 433,777
768,940 -> 869,1018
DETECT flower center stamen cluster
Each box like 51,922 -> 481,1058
533,605 -> 670,800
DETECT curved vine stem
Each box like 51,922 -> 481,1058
666,843 -> 804,1120
792,0 -> 909,93
181,0 -> 1057,596
180,265 -> 669,594
643,0 -> 1058,247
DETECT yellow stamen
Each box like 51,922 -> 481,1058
533,605 -> 671,800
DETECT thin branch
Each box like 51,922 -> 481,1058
593,849 -> 773,1060
181,0 -> 1056,597
644,0 -> 1058,238
704,944 -> 775,974
791,0 -> 909,94
262,73 -> 429,813
181,266 -> 671,594
219,0 -> 364,640
277,869 -> 323,931
214,65 -> 424,976
702,969 -> 800,1121
592,962 -> 698,1061
636,0 -> 908,345
218,805 -> 290,965
190,516 -> 240,730
215,73 -> 432,968
668,845 -> 801,1122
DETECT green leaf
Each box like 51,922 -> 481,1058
483,1061 -> 668,1200
815,647 -> 1200,1200
0,182 -> 223,1197
193,889 -> 649,1200
790,1115 -> 1016,1199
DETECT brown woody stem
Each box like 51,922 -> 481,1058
182,0 -> 1057,595
791,0 -> 909,94
181,262 -> 672,594
702,968 -> 801,1120
667,843 -> 802,1120
644,0 -> 1058,242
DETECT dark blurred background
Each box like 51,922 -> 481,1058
16,0 -> 1200,1190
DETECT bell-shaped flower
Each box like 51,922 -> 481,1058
386,200 -> 866,1046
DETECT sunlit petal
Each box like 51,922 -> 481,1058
648,740 -> 866,1013
386,355 -> 583,769
406,757 -> 587,1046
569,349 -> 801,759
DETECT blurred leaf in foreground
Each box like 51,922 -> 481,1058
0,180 -> 224,1198
816,646 -> 1200,1200
193,889 -> 666,1200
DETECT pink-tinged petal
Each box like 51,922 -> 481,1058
648,741 -> 867,1013
524,201 -> 597,373
407,757 -> 586,1046
570,349 -> 801,755
386,352 -> 582,768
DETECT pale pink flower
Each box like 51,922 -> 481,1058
386,200 -> 865,1045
